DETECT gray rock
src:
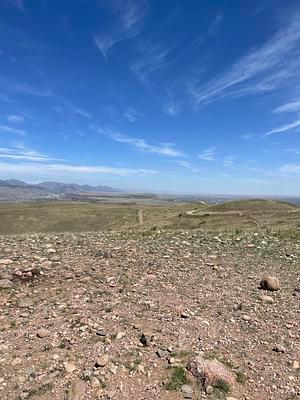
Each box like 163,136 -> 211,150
273,344 -> 286,353
140,332 -> 153,347
157,348 -> 169,358
181,384 -> 193,398
0,279 -> 13,289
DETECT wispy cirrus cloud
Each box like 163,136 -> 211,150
190,15 -> 300,108
129,45 -> 173,83
13,83 -> 53,97
198,146 -> 217,161
70,106 -> 92,119
273,99 -> 300,113
222,155 -> 235,167
7,114 -> 24,123
208,13 -> 223,36
94,0 -> 148,60
163,92 -> 181,117
176,160 -> 198,173
100,128 -> 186,157
0,146 -> 59,162
0,161 -> 157,177
279,164 -> 300,174
265,119 -> 300,136
0,124 -> 27,135
124,107 -> 140,122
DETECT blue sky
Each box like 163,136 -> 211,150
1,0 -> 300,195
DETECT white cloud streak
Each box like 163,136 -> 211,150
198,146 -> 217,161
265,119 -> 300,136
94,0 -> 148,60
124,107 -> 140,122
13,83 -> 53,97
0,124 -> 27,135
208,13 -> 223,36
176,160 -> 198,173
222,156 -> 235,167
279,164 -> 300,174
0,162 -> 158,177
273,99 -> 300,113
0,144 -> 61,162
7,114 -> 24,123
129,46 -> 172,83
163,92 -> 181,117
70,106 -> 92,119
190,15 -> 300,108
101,129 -> 186,157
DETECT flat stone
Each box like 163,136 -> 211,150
64,361 -> 77,373
11,357 -> 22,366
258,294 -> 274,304
67,380 -> 86,400
292,361 -> 299,370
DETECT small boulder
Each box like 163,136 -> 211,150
188,355 -> 235,390
37,328 -> 50,338
95,354 -> 109,368
258,294 -> 274,304
0,279 -> 13,289
260,275 -> 280,291
181,384 -> 193,399
64,361 -> 77,373
67,380 -> 86,400
273,345 -> 285,353
0,259 -> 13,265
140,332 -> 153,347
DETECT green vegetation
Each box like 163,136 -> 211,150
213,379 -> 231,395
236,370 -> 247,384
0,198 -> 298,235
165,366 -> 190,391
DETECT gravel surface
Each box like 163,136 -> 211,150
0,230 -> 299,399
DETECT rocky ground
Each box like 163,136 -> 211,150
0,230 -> 299,399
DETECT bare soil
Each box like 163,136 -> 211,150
0,230 -> 299,399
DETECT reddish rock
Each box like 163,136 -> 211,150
188,355 -> 236,389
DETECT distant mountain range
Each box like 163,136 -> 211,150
0,179 -> 119,201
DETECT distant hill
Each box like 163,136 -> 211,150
37,181 -> 119,194
0,180 -> 54,202
0,180 -> 119,201
208,199 -> 299,213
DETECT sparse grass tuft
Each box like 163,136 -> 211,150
236,370 -> 247,384
165,366 -> 189,391
213,379 -> 230,394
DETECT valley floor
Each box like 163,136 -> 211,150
0,230 -> 299,399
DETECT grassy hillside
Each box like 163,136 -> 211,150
208,199 -> 299,212
0,199 -> 299,235
0,201 -> 197,234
